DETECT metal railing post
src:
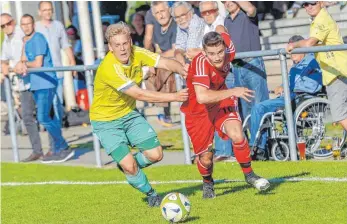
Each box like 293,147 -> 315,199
175,74 -> 192,165
78,1 -> 102,168
91,1 -> 106,59
279,53 -> 298,161
4,77 -> 19,162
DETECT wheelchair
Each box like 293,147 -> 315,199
243,93 -> 347,161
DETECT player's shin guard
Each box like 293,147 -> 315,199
233,138 -> 253,174
125,167 -> 155,195
197,158 -> 214,182
134,152 -> 153,169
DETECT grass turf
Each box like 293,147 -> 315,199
2,161 -> 347,224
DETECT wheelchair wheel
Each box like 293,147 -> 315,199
271,141 -> 290,161
294,97 -> 346,157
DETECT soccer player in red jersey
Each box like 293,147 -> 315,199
181,31 -> 270,198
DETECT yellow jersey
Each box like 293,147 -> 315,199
90,46 -> 160,121
309,8 -> 347,85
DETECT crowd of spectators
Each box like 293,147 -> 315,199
1,1 -> 347,163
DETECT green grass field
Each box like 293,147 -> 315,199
2,161 -> 347,224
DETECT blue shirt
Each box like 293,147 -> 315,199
25,32 -> 57,91
288,54 -> 322,99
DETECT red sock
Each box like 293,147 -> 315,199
233,138 -> 253,174
197,159 -> 213,179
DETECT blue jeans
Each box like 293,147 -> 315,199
33,88 -> 68,152
250,97 -> 285,150
214,72 -> 235,157
53,78 -> 64,125
234,57 -> 269,120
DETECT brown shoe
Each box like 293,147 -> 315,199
21,153 -> 43,162
43,151 -> 53,159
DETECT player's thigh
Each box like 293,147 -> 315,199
91,120 -> 130,162
124,110 -> 161,149
185,113 -> 215,156
215,106 -> 243,143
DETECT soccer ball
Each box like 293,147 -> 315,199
160,192 -> 191,223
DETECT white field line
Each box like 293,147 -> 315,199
2,177 -> 347,187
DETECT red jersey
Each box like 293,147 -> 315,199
181,32 -> 237,115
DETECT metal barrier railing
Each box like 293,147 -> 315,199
4,44 -> 347,166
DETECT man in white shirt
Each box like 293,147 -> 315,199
36,1 -> 76,126
1,13 -> 44,162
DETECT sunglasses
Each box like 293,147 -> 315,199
201,8 -> 218,17
302,2 -> 317,7
1,20 -> 13,29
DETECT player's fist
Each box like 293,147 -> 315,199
231,87 -> 254,102
286,43 -> 295,54
175,88 -> 189,102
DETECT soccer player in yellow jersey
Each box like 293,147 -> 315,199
286,1 -> 347,132
90,22 -> 188,207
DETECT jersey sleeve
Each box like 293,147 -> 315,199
221,32 -> 236,62
32,34 -> 49,58
135,47 -> 160,68
191,56 -> 211,89
310,21 -> 330,43
101,63 -> 134,92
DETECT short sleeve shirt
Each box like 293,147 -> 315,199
90,46 -> 160,121
153,19 -> 177,52
309,8 -> 347,85
25,32 -> 57,91
36,20 -> 71,78
175,14 -> 205,50
1,26 -> 30,91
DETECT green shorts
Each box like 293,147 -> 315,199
91,110 -> 160,163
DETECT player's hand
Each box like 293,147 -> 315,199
174,88 -> 189,102
286,43 -> 295,54
179,64 -> 188,79
274,86 -> 284,96
231,87 -> 254,102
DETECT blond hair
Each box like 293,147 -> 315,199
105,22 -> 131,43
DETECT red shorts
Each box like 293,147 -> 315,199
185,105 -> 241,156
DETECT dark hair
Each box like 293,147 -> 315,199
288,35 -> 305,43
22,14 -> 35,23
102,21 -> 110,27
202,32 -> 225,49
38,1 -> 53,9
66,25 -> 80,39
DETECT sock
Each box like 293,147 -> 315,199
125,167 -> 153,195
233,138 -> 253,174
134,152 -> 153,169
202,175 -> 214,183
197,159 -> 213,177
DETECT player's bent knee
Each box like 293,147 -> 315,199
199,153 -> 213,168
121,160 -> 138,175
229,132 -> 244,143
144,146 -> 163,162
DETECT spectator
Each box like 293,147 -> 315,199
15,14 -> 74,163
252,35 -> 322,160
198,1 -> 234,162
37,1 -> 77,126
224,1 -> 270,157
172,1 -> 205,65
188,1 -> 202,17
130,13 -> 145,47
286,1 -> 347,133
1,13 -> 43,161
102,22 -> 110,52
144,1 -> 178,127
66,25 -> 82,59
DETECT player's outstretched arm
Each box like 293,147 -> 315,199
156,56 -> 188,78
195,85 -> 254,104
123,84 -> 188,103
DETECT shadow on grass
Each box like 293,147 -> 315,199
215,172 -> 311,197
69,141 -> 94,160
181,216 -> 200,223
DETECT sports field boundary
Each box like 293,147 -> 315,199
2,177 -> 347,187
